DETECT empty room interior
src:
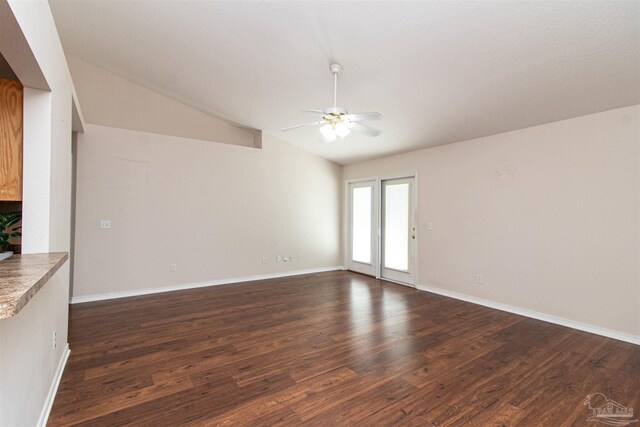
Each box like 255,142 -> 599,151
0,1 -> 639,426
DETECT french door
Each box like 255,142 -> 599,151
346,175 -> 416,286
347,181 -> 377,276
381,177 -> 415,285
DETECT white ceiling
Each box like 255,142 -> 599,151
50,1 -> 640,164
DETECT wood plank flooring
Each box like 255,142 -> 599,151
49,271 -> 639,426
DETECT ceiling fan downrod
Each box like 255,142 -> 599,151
330,63 -> 343,109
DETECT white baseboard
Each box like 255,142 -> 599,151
418,284 -> 640,346
71,266 -> 345,304
38,344 -> 70,427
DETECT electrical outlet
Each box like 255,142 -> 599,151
476,274 -> 483,284
169,264 -> 177,272
53,330 -> 57,350
99,220 -> 111,229
427,222 -> 433,231
262,257 -> 267,264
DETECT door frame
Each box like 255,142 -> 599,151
344,170 -> 418,287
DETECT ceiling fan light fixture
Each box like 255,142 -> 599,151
320,124 -> 337,141
334,122 -> 351,138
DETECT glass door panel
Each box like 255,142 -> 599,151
384,183 -> 409,271
352,186 -> 372,264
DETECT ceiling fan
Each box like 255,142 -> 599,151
281,63 -> 383,142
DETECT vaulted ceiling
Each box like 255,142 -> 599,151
50,1 -> 640,164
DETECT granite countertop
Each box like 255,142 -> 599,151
0,252 -> 68,319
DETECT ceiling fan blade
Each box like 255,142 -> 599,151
347,121 -> 381,137
281,120 -> 325,131
344,112 -> 383,121
302,110 -> 325,115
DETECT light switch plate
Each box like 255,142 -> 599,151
99,220 -> 111,229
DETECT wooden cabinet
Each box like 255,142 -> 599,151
0,78 -> 23,201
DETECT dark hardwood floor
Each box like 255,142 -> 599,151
49,271 -> 639,426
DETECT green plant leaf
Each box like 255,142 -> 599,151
3,217 -> 21,229
0,211 -> 22,235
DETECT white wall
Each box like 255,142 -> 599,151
344,105 -> 640,340
73,125 -> 342,299
21,87 -> 51,253
0,1 -> 79,426
67,56 -> 260,148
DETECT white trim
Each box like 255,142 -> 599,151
380,277 -> 415,288
418,284 -> 640,346
71,266 -> 344,304
345,175 -> 380,184
38,344 -> 70,427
